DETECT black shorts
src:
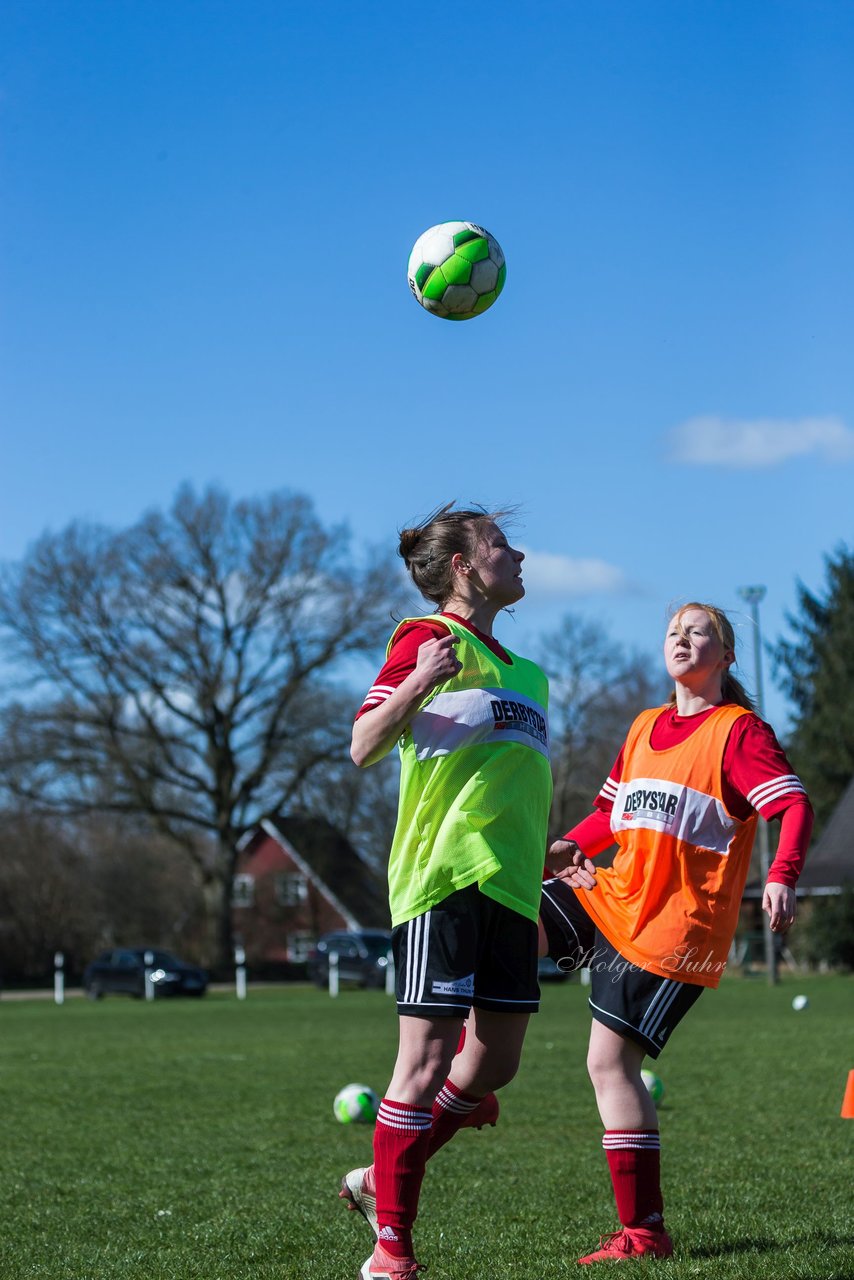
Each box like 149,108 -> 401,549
392,883 -> 540,1017
539,878 -> 703,1059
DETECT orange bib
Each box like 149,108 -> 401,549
575,704 -> 758,988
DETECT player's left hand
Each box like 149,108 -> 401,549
548,839 -> 597,890
762,881 -> 796,933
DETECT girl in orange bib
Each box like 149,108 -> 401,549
542,602 -> 812,1264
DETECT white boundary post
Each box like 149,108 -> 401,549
144,950 -> 155,1001
328,950 -> 339,998
235,945 -> 247,1000
53,951 -> 65,1006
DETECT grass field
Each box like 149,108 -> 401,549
0,975 -> 852,1280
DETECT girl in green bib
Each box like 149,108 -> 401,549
340,504 -> 552,1280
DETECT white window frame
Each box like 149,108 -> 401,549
275,872 -> 308,907
232,873 -> 255,908
287,931 -> 314,963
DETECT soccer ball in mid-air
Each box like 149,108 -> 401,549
640,1069 -> 665,1103
792,994 -> 809,1011
333,1083 -> 380,1125
407,222 -> 506,321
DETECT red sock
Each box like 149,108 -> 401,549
426,1078 -> 482,1158
602,1129 -> 664,1228
372,1100 -> 433,1258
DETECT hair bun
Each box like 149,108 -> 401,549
397,527 -> 422,564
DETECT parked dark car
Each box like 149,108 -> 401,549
83,948 -> 209,999
307,930 -> 392,989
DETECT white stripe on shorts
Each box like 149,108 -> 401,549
403,911 -> 431,1005
402,915 -> 416,1004
540,880 -> 584,954
476,995 -> 539,1004
638,978 -> 681,1044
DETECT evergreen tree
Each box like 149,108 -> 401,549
771,545 -> 854,832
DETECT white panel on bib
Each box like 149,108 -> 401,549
610,776 -> 737,855
410,687 -> 549,762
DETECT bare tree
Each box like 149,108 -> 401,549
293,722 -> 401,871
536,614 -> 667,837
0,813 -> 101,981
0,486 -> 401,966
0,811 -> 209,982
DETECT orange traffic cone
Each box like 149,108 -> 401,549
841,1070 -> 854,1119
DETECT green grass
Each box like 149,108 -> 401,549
0,975 -> 852,1279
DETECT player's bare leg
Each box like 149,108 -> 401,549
580,1021 -> 672,1264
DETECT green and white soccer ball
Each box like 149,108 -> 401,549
407,221 -> 506,321
641,1069 -> 665,1103
333,1083 -> 380,1125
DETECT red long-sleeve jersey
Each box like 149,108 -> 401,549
566,704 -> 812,886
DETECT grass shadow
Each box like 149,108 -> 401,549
686,1231 -> 854,1261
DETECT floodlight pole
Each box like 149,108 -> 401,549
737,585 -> 777,986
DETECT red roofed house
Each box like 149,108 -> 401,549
232,815 -> 389,973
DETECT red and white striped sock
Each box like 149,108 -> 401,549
602,1129 -> 664,1229
372,1099 -> 433,1259
426,1078 -> 482,1158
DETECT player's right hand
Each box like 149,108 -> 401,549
414,633 -> 462,690
548,839 -> 597,890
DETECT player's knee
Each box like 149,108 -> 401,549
586,1043 -> 620,1091
480,1059 -> 520,1092
392,1032 -> 459,1100
456,1042 -> 522,1094
463,1066 -> 513,1095
392,1057 -> 451,1103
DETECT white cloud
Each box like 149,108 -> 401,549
667,414 -> 854,468
519,548 -> 628,597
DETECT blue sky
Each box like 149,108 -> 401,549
2,1 -> 852,729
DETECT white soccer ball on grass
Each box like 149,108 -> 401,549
333,1083 -> 380,1125
640,1069 -> 665,1103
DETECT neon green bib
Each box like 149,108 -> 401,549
387,616 -> 552,927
